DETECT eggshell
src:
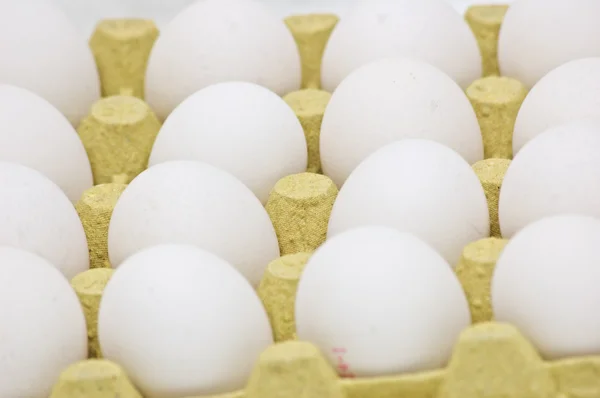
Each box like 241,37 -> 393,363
500,119 -> 600,238
321,0 -> 481,91
512,57 -> 600,154
108,160 -> 280,285
320,57 -> 482,187
498,0 -> 600,88
149,82 -> 307,204
493,214 -> 600,359
296,226 -> 470,377
0,0 -> 100,125
0,246 -> 87,398
0,161 -> 89,279
0,84 -> 92,202
145,0 -> 301,120
99,244 -> 273,397
327,139 -> 489,265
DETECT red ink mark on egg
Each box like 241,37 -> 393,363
332,347 -> 355,378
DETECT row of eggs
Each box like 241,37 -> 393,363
2,0 -> 600,124
4,191 -> 600,398
4,52 -> 600,279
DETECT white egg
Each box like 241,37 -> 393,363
0,162 -> 88,279
0,84 -> 92,202
512,58 -> 600,155
320,57 -> 482,187
296,226 -> 470,377
499,119 -> 600,238
498,0 -> 600,89
99,244 -> 273,397
0,0 -> 99,126
108,160 -> 279,286
493,214 -> 600,359
0,246 -> 87,398
145,0 -> 301,120
149,82 -> 307,204
321,0 -> 481,92
328,139 -> 489,265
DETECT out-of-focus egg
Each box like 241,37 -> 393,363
512,57 -> 600,155
0,84 -> 92,202
498,0 -> 600,88
145,0 -> 301,120
500,119 -> 600,238
493,214 -> 600,359
0,246 -> 87,398
0,161 -> 89,279
321,0 -> 481,92
0,0 -> 100,125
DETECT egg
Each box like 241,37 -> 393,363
295,226 -> 470,377
493,214 -> 600,359
0,246 -> 87,398
321,0 -> 481,92
0,84 -> 92,202
499,119 -> 600,238
99,244 -> 273,397
108,160 -> 279,286
0,162 -> 88,279
498,0 -> 600,88
149,82 -> 307,204
512,57 -> 600,155
0,0 -> 99,125
145,0 -> 301,120
327,139 -> 489,265
320,57 -> 483,187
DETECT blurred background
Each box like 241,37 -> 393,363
53,0 -> 514,37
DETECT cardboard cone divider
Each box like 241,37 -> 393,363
76,183 -> 127,269
284,14 -> 339,89
49,9 -> 600,398
89,19 -> 159,98
472,158 -> 511,238
465,5 -> 508,77
455,238 -> 507,324
50,359 -> 142,398
71,268 -> 115,359
258,252 -> 312,342
266,172 -> 338,255
467,77 -> 528,160
77,94 -> 161,185
284,89 -> 332,174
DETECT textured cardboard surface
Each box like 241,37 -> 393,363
284,89 -> 332,173
465,5 -> 508,77
77,95 -> 161,184
76,183 -> 127,269
71,268 -> 115,358
258,252 -> 312,342
455,238 -> 507,323
467,77 -> 527,159
90,19 -> 158,98
472,158 -> 511,238
285,14 -> 338,89
50,359 -> 142,398
266,172 -> 338,255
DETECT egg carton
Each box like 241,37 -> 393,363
46,5 -> 600,398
